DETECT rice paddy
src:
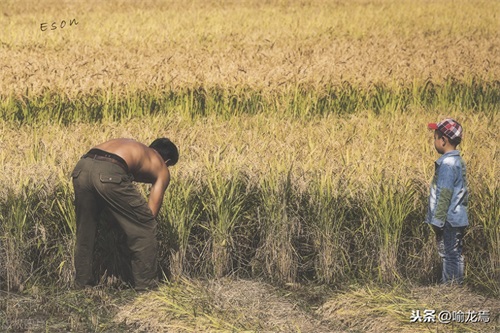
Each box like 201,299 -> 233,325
1,0 -> 499,331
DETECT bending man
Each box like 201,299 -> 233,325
71,138 -> 179,290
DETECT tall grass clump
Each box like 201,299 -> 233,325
50,181 -> 77,285
481,184 -> 500,281
307,172 -> 353,284
200,173 -> 251,278
160,178 -> 203,279
0,188 -> 36,292
362,176 -> 417,283
1,182 -> 79,291
467,174 -> 500,293
252,169 -> 303,284
0,182 -> 75,291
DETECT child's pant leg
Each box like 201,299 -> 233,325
433,223 -> 465,284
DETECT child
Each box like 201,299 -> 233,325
426,118 -> 468,284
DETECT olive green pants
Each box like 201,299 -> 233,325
71,157 -> 158,290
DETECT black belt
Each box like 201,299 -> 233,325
82,148 -> 129,172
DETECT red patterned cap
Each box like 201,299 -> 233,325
428,118 -> 463,141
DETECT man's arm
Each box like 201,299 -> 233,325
147,165 -> 170,218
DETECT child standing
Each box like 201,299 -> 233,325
426,119 -> 468,284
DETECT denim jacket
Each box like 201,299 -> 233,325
426,150 -> 469,228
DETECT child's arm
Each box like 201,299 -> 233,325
431,162 -> 456,226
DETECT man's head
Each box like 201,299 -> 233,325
150,138 -> 179,166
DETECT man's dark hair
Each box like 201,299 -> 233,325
150,138 -> 179,166
436,130 -> 461,146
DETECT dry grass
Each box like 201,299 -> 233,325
114,278 -> 333,332
2,279 -> 500,332
318,284 -> 500,332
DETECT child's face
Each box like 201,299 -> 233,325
433,131 -> 446,154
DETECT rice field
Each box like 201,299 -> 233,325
1,0 -> 499,331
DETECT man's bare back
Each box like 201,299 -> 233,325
94,138 -> 171,217
95,139 -> 165,180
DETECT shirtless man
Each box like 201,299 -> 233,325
71,138 -> 179,290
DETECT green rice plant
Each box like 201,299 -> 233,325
2,79 -> 499,125
0,180 -> 78,288
368,83 -> 401,115
253,168 -> 302,284
0,186 -> 42,291
394,177 -> 438,285
1,196 -> 28,292
321,83 -> 361,115
160,178 -> 202,279
286,84 -> 314,118
469,176 -> 500,284
200,172 -> 250,278
362,176 -> 417,284
306,172 -> 353,284
178,88 -> 207,120
53,181 -> 76,236
49,180 -> 77,286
